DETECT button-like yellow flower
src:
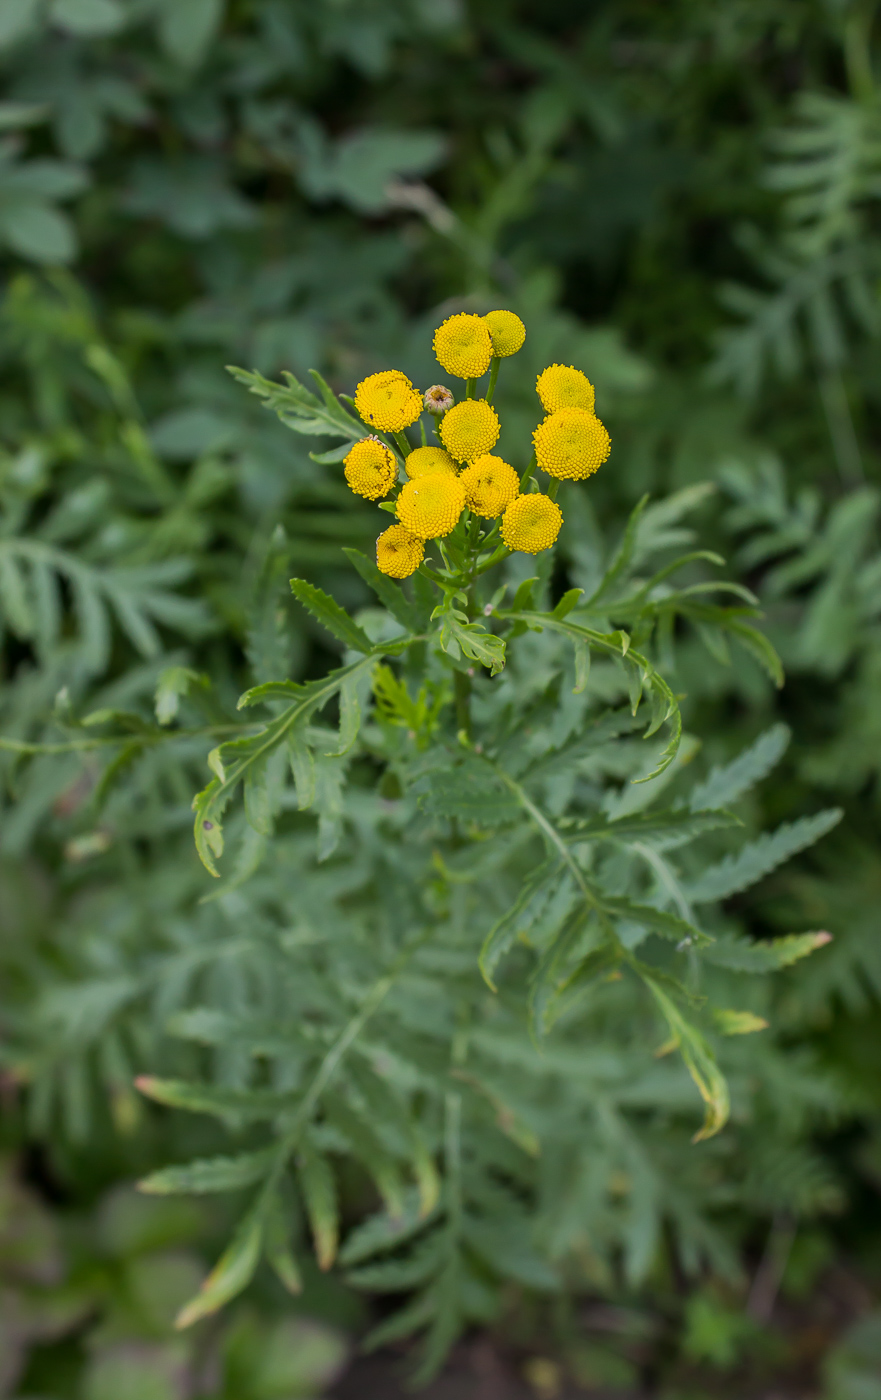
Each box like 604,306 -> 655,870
439,399 -> 500,462
536,364 -> 595,414
433,313 -> 493,379
484,310 -> 526,357
405,445 -> 458,479
397,472 -> 465,539
344,436 -> 398,500
501,493 -> 563,554
376,523 -> 425,578
533,408 -> 611,480
355,370 -> 423,432
460,454 -> 519,518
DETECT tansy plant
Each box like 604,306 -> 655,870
1,308 -> 839,1383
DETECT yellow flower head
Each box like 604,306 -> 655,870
376,523 -> 424,579
439,399 -> 500,462
355,370 -> 422,432
501,493 -> 563,554
344,436 -> 398,500
433,313 -> 493,379
533,408 -> 611,480
536,363 -> 595,413
484,309 -> 526,357
405,445 -> 458,479
460,454 -> 520,518
397,472 -> 465,539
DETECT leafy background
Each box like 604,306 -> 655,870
1,0 -> 881,1395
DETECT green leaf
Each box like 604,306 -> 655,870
688,724 -> 791,811
479,858 -> 560,989
703,930 -> 832,973
339,1188 -> 438,1267
157,0 -> 222,67
138,1148 -> 276,1195
228,365 -> 361,440
415,756 -> 519,829
50,0 -> 126,37
325,1095 -> 406,1218
290,578 -> 373,653
135,1076 -> 296,1122
297,1136 -> 339,1271
343,547 -> 420,632
552,588 -> 584,619
713,1009 -> 769,1035
175,1208 -> 264,1328
0,200 -> 76,263
685,808 -> 842,903
154,666 -> 207,726
599,894 -> 711,947
570,807 -> 741,850
0,0 -> 41,48
193,657 -> 379,875
583,494 -> 649,607
265,1192 -> 303,1295
642,977 -> 730,1141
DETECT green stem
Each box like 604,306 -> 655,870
454,667 -> 472,738
519,451 -> 537,492
465,378 -> 475,400
420,418 -> 427,446
485,357 -> 500,404
818,367 -> 863,483
546,478 -> 560,502
393,430 -> 412,458
845,0 -> 878,102
473,543 -> 511,576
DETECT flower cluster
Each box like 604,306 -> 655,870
337,311 -> 611,577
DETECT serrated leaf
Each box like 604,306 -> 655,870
290,578 -> 373,653
685,808 -> 842,903
325,1094 -> 405,1218
343,547 -> 420,632
689,724 -> 791,811
339,1188 -> 437,1267
154,666 -> 206,726
642,976 -> 730,1141
479,858 -> 560,989
713,1009 -> 769,1035
297,1137 -> 338,1270
175,1209 -> 263,1328
287,730 -> 316,810
599,895 -> 711,947
135,1076 -> 296,1121
703,929 -> 832,973
572,807 -> 740,850
139,1147 -> 276,1195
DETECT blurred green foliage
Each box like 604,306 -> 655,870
1,0 -> 881,1392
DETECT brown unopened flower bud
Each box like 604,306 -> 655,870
424,384 -> 454,415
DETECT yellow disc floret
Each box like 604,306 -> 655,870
484,309 -> 526,357
533,408 -> 611,480
376,523 -> 424,579
344,436 -> 398,500
433,313 -> 493,379
536,364 -> 595,413
439,399 -> 500,462
355,370 -> 422,432
405,445 -> 458,479
396,473 -> 465,539
460,454 -> 520,518
501,493 -> 563,554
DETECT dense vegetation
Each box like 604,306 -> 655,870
1,1 -> 881,1395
